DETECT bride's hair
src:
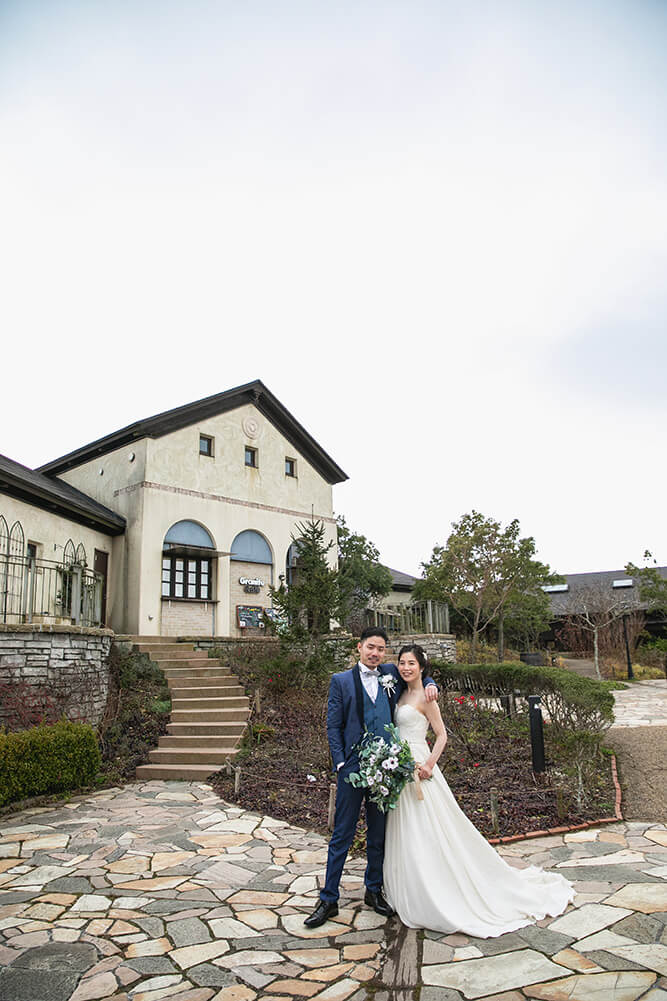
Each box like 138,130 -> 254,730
397,643 -> 428,672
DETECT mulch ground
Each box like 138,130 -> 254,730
211,689 -> 617,841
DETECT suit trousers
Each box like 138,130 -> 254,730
321,766 -> 386,903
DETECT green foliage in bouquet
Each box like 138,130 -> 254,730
345,723 -> 415,812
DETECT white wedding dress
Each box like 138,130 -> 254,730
383,704 -> 575,937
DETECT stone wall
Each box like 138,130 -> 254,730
387,633 -> 457,664
0,624 -> 113,730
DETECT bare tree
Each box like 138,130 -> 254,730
561,582 -> 636,679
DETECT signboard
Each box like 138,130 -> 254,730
236,605 -> 266,629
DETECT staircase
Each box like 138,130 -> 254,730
132,637 -> 250,781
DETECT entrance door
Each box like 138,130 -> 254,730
94,550 -> 109,626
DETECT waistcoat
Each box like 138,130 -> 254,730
362,681 -> 392,739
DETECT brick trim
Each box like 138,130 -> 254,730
113,481 -> 337,524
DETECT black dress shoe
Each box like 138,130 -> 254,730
304,899 -> 339,928
365,888 -> 395,917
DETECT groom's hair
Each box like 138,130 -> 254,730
359,626 -> 389,644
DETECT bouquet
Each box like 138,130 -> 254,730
345,723 -> 416,812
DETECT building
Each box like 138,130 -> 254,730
1,381 -> 347,637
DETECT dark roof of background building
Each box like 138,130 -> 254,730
0,454 -> 126,536
37,380 -> 348,485
546,566 -> 667,615
387,567 -> 418,591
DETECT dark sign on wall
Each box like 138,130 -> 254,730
236,605 -> 266,629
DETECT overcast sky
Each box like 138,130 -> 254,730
1,0 -> 665,578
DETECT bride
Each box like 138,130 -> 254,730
383,644 -> 575,937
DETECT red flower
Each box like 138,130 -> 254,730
473,762 -> 480,767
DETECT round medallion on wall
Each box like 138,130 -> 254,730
242,416 -> 260,439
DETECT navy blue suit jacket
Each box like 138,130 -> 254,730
326,663 -> 437,770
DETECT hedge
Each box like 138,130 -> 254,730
0,720 -> 101,807
429,660 -> 616,736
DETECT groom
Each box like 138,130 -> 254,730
304,626 -> 438,927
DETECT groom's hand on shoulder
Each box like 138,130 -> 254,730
425,683 -> 438,703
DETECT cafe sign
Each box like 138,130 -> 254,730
239,576 -> 265,594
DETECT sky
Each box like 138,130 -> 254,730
1,0 -> 666,578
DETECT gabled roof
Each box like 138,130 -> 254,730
0,454 -> 126,536
37,380 -> 348,485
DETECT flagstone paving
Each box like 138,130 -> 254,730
610,681 -> 667,729
0,784 -> 665,1001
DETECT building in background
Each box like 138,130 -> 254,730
1,381 -> 347,637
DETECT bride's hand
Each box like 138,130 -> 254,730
417,763 -> 433,780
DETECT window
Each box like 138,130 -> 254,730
199,434 -> 214,457
231,530 -> 272,565
245,446 -> 258,468
285,457 -> 296,477
162,557 -> 211,599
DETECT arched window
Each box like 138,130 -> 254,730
75,543 -> 87,566
162,521 -> 214,601
286,542 -> 299,586
164,521 -> 215,549
0,516 -> 8,558
231,530 -> 272,565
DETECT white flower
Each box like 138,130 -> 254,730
390,744 -> 400,754
380,785 -> 389,796
374,771 -> 383,783
379,675 -> 396,695
382,756 -> 399,771
306,774 -> 316,783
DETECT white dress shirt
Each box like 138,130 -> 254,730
359,661 -> 380,703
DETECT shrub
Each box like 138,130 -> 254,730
429,660 -> 617,737
97,645 -> 171,782
0,720 -> 101,807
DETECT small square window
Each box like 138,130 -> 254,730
200,434 -> 214,457
245,446 -> 258,468
285,457 -> 296,477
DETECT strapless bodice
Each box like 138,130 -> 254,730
394,703 -> 429,745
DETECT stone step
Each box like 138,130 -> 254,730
171,696 -> 248,710
153,658 -> 225,671
159,733 -> 245,747
163,666 -> 231,679
169,685 -> 245,700
167,721 -> 246,736
137,645 -> 210,660
121,635 -> 182,644
170,707 -> 249,722
134,638 -> 249,783
135,763 -> 225,781
148,748 -> 235,765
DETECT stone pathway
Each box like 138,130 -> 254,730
611,680 -> 667,729
1,782 -> 666,1001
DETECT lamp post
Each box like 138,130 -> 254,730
622,613 -> 634,680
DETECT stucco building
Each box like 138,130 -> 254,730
1,381 -> 347,638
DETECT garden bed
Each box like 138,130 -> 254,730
210,686 -> 617,841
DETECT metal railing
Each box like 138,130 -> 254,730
0,556 -> 104,628
365,600 -> 450,634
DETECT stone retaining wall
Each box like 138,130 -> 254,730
0,624 -> 113,730
389,633 -> 457,663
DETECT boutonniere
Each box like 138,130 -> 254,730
379,674 -> 396,696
